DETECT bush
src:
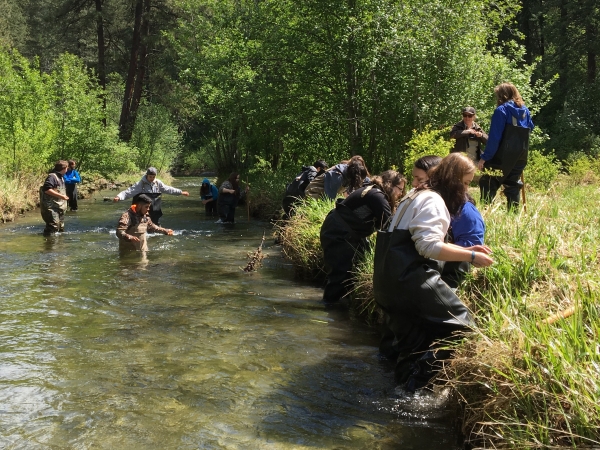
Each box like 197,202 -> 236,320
402,126 -> 453,177
566,153 -> 600,185
523,149 -> 562,191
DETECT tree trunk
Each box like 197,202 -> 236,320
129,0 -> 151,128
345,0 -> 362,156
119,0 -> 144,141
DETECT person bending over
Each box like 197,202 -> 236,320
320,170 -> 406,304
374,153 -> 493,392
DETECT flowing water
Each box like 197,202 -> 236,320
0,177 -> 460,449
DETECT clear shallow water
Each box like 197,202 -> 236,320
0,178 -> 459,449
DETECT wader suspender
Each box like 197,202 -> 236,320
386,189 -> 427,231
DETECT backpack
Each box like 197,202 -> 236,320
285,166 -> 317,198
304,172 -> 326,199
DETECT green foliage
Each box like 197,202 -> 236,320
523,149 -> 561,191
130,102 -> 182,172
401,126 -> 453,177
566,153 -> 600,185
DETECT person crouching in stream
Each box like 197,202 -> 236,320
116,194 -> 173,251
319,170 -> 406,305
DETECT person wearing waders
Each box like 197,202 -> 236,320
319,170 -> 406,305
373,153 -> 493,392
40,160 -> 70,235
410,155 -> 486,289
304,155 -> 370,200
281,160 -> 328,219
113,167 -> 190,225
64,159 -> 81,211
477,82 -> 534,210
116,194 -> 173,251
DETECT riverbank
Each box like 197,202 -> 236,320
0,171 -> 173,223
278,177 -> 600,448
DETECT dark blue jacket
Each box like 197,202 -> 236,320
481,100 -> 534,162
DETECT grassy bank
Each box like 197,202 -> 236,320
279,178 -> 600,448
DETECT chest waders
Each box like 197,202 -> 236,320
40,173 -> 67,233
480,115 -> 530,208
373,189 -> 474,389
120,211 -> 151,251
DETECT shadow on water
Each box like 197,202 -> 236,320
0,178 -> 461,449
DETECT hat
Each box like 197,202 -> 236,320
314,160 -> 329,170
462,107 -> 476,116
146,167 -> 158,175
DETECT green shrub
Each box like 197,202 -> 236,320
402,125 -> 453,177
566,153 -> 600,185
523,149 -> 562,191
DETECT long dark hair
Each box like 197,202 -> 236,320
414,155 -> 442,173
341,155 -> 369,192
370,170 -> 406,211
427,153 -> 475,216
495,82 -> 525,107
228,172 -> 240,197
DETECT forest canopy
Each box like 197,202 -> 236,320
0,0 -> 598,178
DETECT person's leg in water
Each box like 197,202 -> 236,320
66,184 -> 78,211
226,205 -> 236,223
42,208 -> 63,235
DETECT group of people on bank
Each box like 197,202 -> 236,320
282,82 -> 533,391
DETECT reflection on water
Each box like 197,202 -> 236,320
0,178 -> 459,449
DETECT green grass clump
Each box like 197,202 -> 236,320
276,197 -> 334,277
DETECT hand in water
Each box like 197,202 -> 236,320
181,191 -> 190,196
113,197 -> 120,202
166,229 -> 174,236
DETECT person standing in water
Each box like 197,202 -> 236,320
63,160 -> 82,211
40,160 -> 69,235
113,167 -> 190,225
116,194 -> 173,251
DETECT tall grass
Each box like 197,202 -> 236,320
276,197 -> 335,277
0,174 -> 42,222
279,180 -> 600,448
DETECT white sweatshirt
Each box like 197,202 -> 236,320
387,189 -> 450,259
116,176 -> 183,201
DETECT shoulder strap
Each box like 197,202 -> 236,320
361,185 -> 375,197
512,115 -> 517,126
389,188 -> 429,230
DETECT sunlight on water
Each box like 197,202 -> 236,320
0,178 -> 459,449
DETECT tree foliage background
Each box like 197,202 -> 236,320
0,0 -> 598,180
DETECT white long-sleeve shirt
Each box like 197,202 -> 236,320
116,176 -> 182,201
387,189 -> 450,259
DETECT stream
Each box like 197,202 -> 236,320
0,177 -> 460,449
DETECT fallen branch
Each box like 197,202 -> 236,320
243,232 -> 266,272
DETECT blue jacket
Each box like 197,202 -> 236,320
63,169 -> 81,184
481,100 -> 534,162
451,201 -> 485,247
201,178 -> 219,201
